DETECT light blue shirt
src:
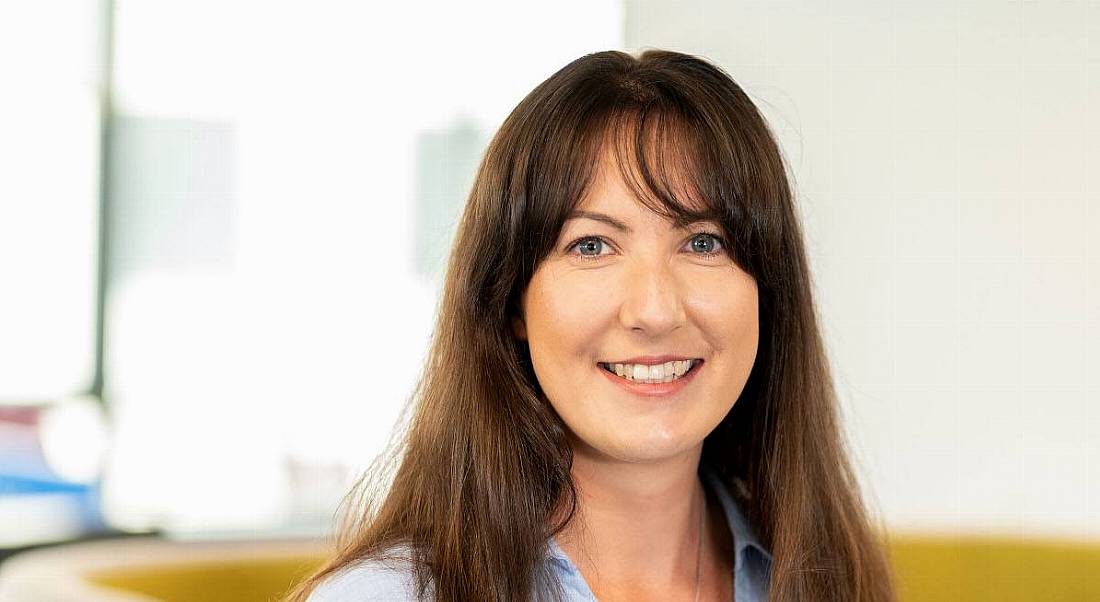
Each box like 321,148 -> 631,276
308,464 -> 772,601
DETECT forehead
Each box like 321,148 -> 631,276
572,144 -> 711,219
574,153 -> 639,211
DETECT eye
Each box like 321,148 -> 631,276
564,233 -> 728,262
565,236 -> 614,260
686,232 -> 726,257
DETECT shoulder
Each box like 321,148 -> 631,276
305,547 -> 431,602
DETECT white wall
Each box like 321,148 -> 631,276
626,0 -> 1099,540
100,0 -> 624,537
0,0 -> 101,402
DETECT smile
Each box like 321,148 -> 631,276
598,359 -> 701,383
596,359 -> 704,398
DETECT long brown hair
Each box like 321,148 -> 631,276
286,48 -> 896,602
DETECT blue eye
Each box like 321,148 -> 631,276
564,232 -> 728,262
569,237 -> 610,257
689,233 -> 724,255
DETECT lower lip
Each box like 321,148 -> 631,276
597,361 -> 703,398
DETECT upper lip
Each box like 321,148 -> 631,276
599,355 -> 701,365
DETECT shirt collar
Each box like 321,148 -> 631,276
700,463 -> 772,573
546,463 -> 772,572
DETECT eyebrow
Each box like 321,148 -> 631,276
566,211 -> 633,233
565,210 -> 721,233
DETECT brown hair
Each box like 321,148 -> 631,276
285,48 -> 896,602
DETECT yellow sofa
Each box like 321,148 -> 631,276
0,537 -> 329,602
885,532 -> 1100,602
0,533 -> 1097,601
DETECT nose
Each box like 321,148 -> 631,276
618,258 -> 687,336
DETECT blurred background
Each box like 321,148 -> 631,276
0,0 -> 1096,599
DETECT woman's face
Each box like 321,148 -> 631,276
513,154 -> 759,464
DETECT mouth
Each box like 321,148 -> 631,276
597,358 -> 704,384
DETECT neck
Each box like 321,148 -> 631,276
553,443 -> 706,597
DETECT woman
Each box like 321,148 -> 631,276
287,49 -> 897,602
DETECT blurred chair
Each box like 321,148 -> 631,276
0,533 -> 1097,601
885,532 -> 1100,602
0,536 -> 329,602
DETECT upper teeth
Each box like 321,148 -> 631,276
604,360 -> 696,383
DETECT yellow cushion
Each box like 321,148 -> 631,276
887,534 -> 1100,602
87,556 -> 323,602
0,537 -> 329,602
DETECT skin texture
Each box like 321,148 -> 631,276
512,152 -> 759,600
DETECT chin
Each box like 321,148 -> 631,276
595,433 -> 699,464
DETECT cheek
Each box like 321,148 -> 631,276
525,273 -> 609,352
694,271 -> 759,353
